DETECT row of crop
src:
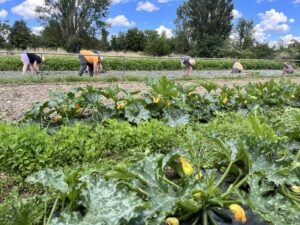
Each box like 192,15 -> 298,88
24,77 -> 300,127
0,55 -> 286,71
1,111 -> 299,225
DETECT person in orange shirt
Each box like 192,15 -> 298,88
79,50 -> 103,77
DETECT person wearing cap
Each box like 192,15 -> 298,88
282,62 -> 294,75
20,53 -> 44,75
231,59 -> 243,74
79,50 -> 103,77
181,56 -> 195,76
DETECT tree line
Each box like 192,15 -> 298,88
0,0 -> 299,59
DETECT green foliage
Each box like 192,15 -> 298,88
0,55 -> 286,71
8,20 -> 32,50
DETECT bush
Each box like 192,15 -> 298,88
0,55 -> 286,71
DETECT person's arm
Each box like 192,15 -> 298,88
94,62 -> 99,75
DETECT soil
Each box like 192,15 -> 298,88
1,77 -> 300,122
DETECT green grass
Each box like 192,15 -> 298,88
0,73 -> 299,85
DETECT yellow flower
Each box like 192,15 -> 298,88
291,94 -> 295,99
52,115 -> 62,123
195,172 -> 203,180
244,100 -> 247,105
291,186 -> 300,193
192,191 -> 202,199
117,102 -> 126,110
179,156 -> 194,177
222,96 -> 228,104
229,204 -> 247,224
152,96 -> 161,103
75,103 -> 81,111
166,217 -> 179,225
188,92 -> 193,97
166,101 -> 171,107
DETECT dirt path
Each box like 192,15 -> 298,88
1,77 -> 300,122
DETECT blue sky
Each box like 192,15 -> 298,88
0,0 -> 300,45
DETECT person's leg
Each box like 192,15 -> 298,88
21,54 -> 30,75
79,55 -> 87,76
87,63 -> 94,77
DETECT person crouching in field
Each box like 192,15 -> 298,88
21,53 -> 43,75
231,59 -> 243,74
181,56 -> 196,76
79,50 -> 103,77
282,62 -> 294,75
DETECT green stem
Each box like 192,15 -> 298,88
213,161 -> 234,190
208,212 -> 218,225
43,193 -> 48,225
191,215 -> 200,225
235,175 -> 249,189
202,210 -> 208,225
281,185 -> 300,202
162,176 -> 180,189
46,197 -> 59,225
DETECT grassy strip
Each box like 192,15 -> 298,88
0,73 -> 299,85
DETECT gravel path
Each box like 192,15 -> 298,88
2,77 -> 300,122
1,69 -> 300,78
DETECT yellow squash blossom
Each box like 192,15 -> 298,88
75,103 -> 81,111
291,186 -> 300,193
117,102 -> 126,110
166,217 -> 179,225
244,100 -> 247,105
229,204 -> 247,224
222,96 -> 228,104
195,171 -> 203,180
291,94 -> 295,99
192,191 -> 202,199
180,156 -> 194,177
188,92 -> 193,97
52,115 -> 62,123
152,96 -> 161,103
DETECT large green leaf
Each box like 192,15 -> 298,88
125,102 -> 151,124
50,177 -> 144,225
244,175 -> 300,225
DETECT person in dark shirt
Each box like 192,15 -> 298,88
20,53 -> 43,75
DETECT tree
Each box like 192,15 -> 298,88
125,28 -> 146,52
99,28 -> 110,51
39,20 -> 64,48
145,32 -> 172,56
111,32 -> 127,51
176,0 -> 234,57
37,0 -> 110,52
0,22 -> 11,49
234,18 -> 254,51
9,20 -> 32,49
253,42 -> 275,59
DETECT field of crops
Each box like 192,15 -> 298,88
0,77 -> 300,225
0,55 -> 289,71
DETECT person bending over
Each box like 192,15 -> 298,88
181,56 -> 196,76
231,59 -> 243,74
21,53 -> 43,75
79,50 -> 103,77
282,62 -> 294,75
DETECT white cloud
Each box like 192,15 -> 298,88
136,1 -> 159,12
0,9 -> 7,18
270,34 -> 300,47
289,18 -> 295,23
110,0 -> 130,4
106,15 -> 136,27
254,9 -> 290,42
156,25 -> 173,38
0,0 -> 10,3
157,0 -> 172,3
293,0 -> 300,4
232,9 -> 242,19
11,0 -> 44,19
32,26 -> 44,35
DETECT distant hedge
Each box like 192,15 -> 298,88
0,55 -> 285,71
